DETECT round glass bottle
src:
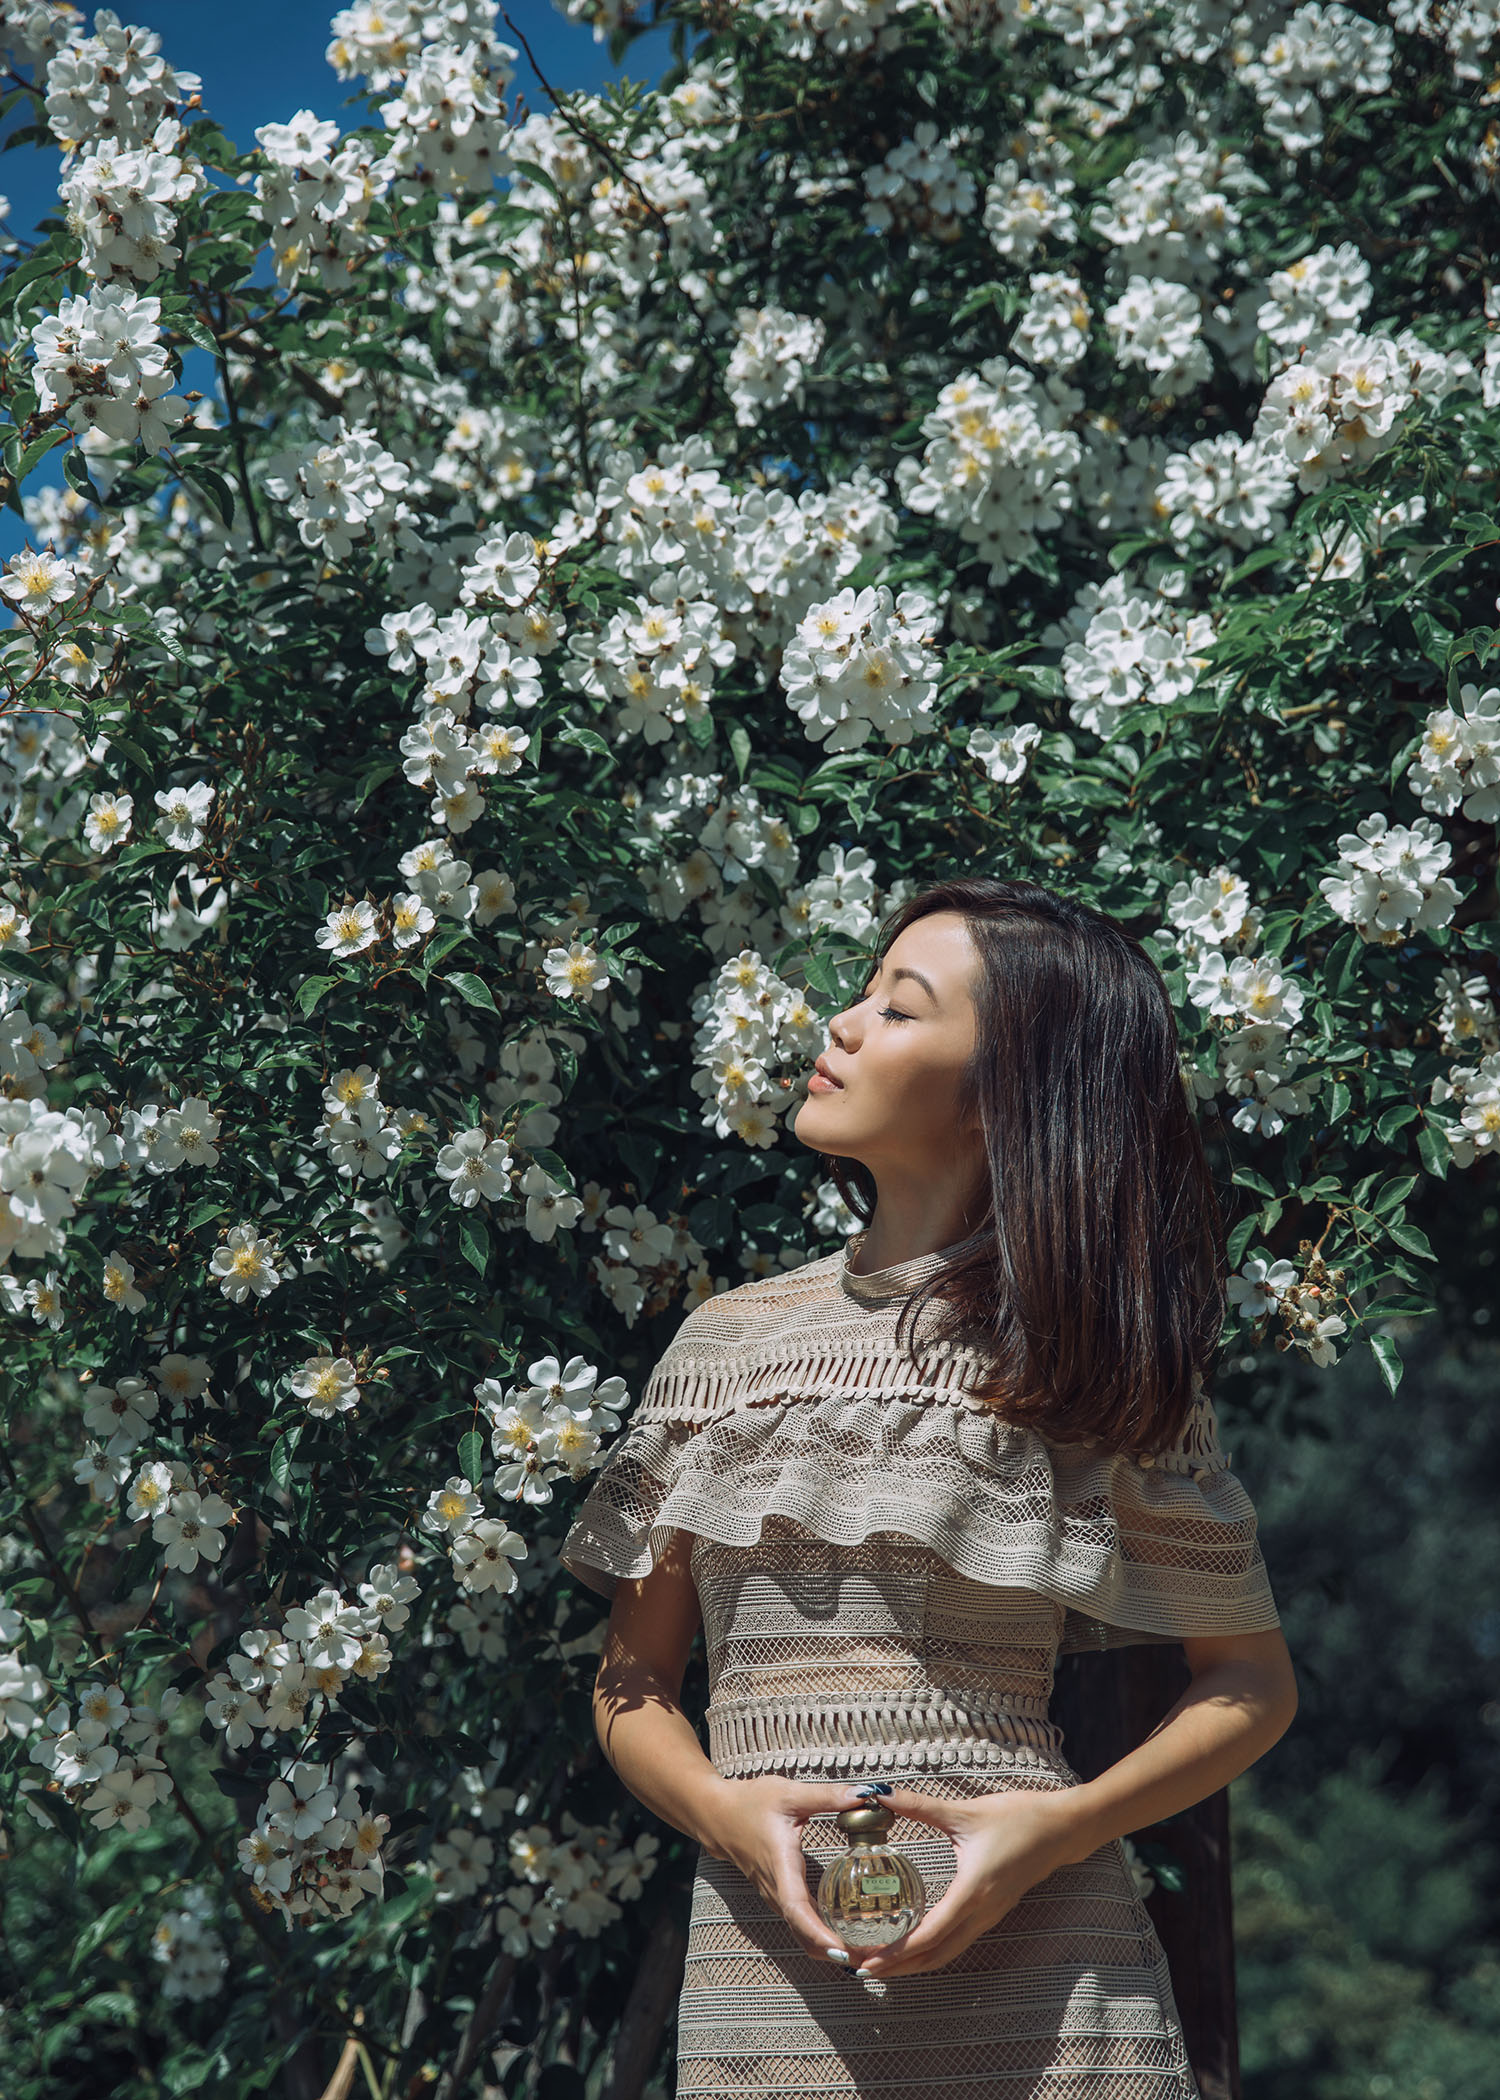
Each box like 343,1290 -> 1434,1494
816,1802 -> 926,1947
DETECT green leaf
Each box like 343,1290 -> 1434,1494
799,947 -> 851,1000
295,974 -> 338,1016
63,447 -> 102,504
1371,1173 -> 1418,1215
270,1422 -> 303,1488
728,721 -> 751,781
187,465 -> 236,530
174,313 -> 220,357
557,721 -> 612,758
458,1213 -> 490,1276
458,1427 -> 486,1487
1369,1331 -> 1404,1395
1408,604 -> 1454,668
68,1897 -> 141,1973
1225,545 -> 1289,590
1231,1166 -> 1276,1197
352,757 -> 397,809
444,969 -> 499,1015
11,424 -> 72,485
1414,1117 -> 1451,1180
1324,928 -> 1363,996
1374,1101 -> 1417,1146
1385,1218 -> 1435,1262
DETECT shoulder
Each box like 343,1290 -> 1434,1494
660,1248 -> 845,1356
632,1247 -> 848,1425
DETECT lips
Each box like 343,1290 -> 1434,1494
814,1057 -> 844,1088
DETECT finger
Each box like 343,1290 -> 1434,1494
857,1919 -> 985,1979
770,1834 -> 847,1961
859,1887 -> 1007,1979
869,1785 -> 965,1835
782,1781 -> 871,1822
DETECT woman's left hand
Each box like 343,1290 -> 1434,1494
843,1785 -> 1084,1979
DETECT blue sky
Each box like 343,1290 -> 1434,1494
0,2 -> 676,558
1,2 -> 677,241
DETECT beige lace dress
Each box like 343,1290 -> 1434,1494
561,1230 -> 1283,2099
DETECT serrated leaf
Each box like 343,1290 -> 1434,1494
444,969 -> 498,1014
458,1427 -> 486,1487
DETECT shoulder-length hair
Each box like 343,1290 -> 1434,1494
816,875 -> 1228,1460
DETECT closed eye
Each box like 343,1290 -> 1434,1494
862,982 -> 912,1024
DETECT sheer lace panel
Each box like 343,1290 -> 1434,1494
676,1753 -> 1200,2097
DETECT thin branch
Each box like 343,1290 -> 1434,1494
499,8 -> 673,244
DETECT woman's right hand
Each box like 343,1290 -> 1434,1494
695,1774 -> 863,1961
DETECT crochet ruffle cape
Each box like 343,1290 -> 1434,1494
560,1230 -> 1282,1655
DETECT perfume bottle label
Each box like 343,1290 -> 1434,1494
858,1875 -> 902,1895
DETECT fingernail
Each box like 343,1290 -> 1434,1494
825,1945 -> 850,1963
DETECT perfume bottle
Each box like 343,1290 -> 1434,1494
816,1801 -> 926,1947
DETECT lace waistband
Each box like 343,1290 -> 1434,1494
704,1692 -> 1069,1777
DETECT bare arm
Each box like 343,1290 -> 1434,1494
1044,1625 -> 1300,1866
591,1527 -> 730,1853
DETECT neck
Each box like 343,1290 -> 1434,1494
847,1194 -> 987,1276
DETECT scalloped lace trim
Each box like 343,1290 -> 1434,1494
559,1389 -> 1280,1642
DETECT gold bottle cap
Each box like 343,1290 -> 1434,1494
836,1803 -> 894,1838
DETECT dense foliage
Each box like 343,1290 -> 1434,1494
0,0 -> 1497,2091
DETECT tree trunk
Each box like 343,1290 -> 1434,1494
1050,1643 -> 1241,2100
599,1909 -> 689,2100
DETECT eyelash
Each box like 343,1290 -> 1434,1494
861,987 -> 911,1024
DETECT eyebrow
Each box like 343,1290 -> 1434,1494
863,961 -> 938,1004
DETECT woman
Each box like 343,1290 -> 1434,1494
561,874 -> 1297,2098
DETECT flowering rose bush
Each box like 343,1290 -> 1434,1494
0,0 -> 1497,2092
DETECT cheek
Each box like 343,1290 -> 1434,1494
863,1043 -> 964,1119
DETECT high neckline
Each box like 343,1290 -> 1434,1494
838,1229 -> 967,1302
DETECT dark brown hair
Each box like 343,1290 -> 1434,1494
817,875 -> 1228,1459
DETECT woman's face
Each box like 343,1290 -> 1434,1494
792,910 -> 984,1168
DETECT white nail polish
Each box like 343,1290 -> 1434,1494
825,1945 -> 850,1962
